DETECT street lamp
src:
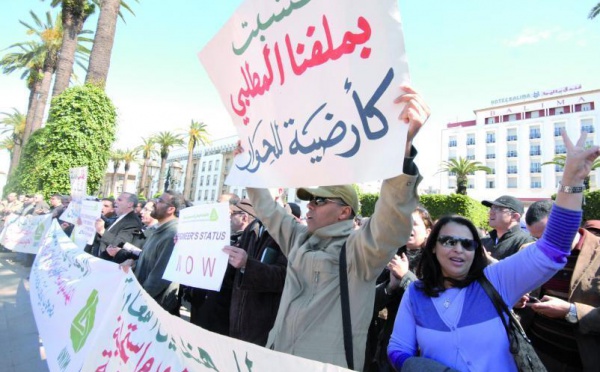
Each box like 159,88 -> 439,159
146,159 -> 160,199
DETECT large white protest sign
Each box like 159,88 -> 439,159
0,213 -> 52,253
200,0 -> 409,187
61,167 -> 88,224
163,203 -> 230,291
71,199 -> 102,249
31,220 -> 351,372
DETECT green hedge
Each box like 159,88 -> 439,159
358,192 -> 490,230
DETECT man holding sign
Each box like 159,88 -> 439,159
243,87 -> 429,369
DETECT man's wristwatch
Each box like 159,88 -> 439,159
565,303 -> 578,323
557,182 -> 584,194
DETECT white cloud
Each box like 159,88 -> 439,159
505,28 -> 553,47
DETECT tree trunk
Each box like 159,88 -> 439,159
21,74 -> 43,150
123,163 -> 130,193
111,172 -> 118,197
138,158 -> 148,197
183,148 -> 195,200
157,157 -> 167,195
52,1 -> 88,97
456,176 -> 468,195
27,60 -> 55,142
85,0 -> 121,88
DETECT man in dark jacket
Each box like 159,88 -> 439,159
223,199 -> 287,346
86,192 -> 144,260
481,195 -> 534,259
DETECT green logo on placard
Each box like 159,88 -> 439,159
70,289 -> 99,352
210,208 -> 218,221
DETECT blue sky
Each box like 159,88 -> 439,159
1,0 -> 599,189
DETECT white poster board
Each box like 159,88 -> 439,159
71,200 -> 102,249
61,167 -> 88,224
0,213 -> 52,253
200,0 -> 410,187
163,203 -> 230,291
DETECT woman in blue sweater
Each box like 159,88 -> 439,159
388,130 -> 600,372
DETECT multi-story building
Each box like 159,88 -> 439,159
441,86 -> 599,202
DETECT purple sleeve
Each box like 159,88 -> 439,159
537,204 -> 582,263
389,351 -> 412,371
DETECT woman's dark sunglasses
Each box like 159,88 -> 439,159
437,235 -> 477,251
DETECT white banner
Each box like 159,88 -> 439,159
163,203 -> 230,291
61,167 -> 88,224
200,0 -> 409,187
0,213 -> 52,253
31,220 -> 351,372
70,200 -> 103,249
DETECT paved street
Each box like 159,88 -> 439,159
0,250 -> 49,372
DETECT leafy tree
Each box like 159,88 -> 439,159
153,131 -> 184,194
182,120 -> 210,200
109,148 -> 124,196
121,147 -> 138,193
5,84 -> 117,198
136,136 -> 157,198
438,157 -> 492,195
542,154 -> 600,190
0,108 -> 26,174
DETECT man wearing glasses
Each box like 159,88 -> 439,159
132,191 -> 184,315
481,195 -> 534,260
242,87 -> 429,369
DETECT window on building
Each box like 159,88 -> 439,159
530,162 -> 541,173
581,102 -> 592,111
215,160 -> 220,169
507,146 -> 518,157
467,180 -> 474,189
507,163 -> 518,174
485,117 -> 497,124
582,118 -> 594,134
530,144 -> 541,156
486,132 -> 495,143
507,128 -> 517,142
554,122 -> 565,136
486,180 -> 495,189
486,145 -> 496,159
508,114 -> 517,121
202,162 -> 206,172
200,176 -> 204,186
554,144 -> 566,154
507,178 -> 518,188
486,163 -> 495,174
211,190 -> 216,201
197,190 -> 202,200
206,175 -> 211,185
529,127 -> 541,139
213,176 -> 217,186
555,164 -> 564,172
208,161 -> 213,171
448,179 -> 456,189
448,137 -> 457,147
531,177 -> 542,189
466,134 -> 475,146
204,190 -> 208,201
466,149 -> 475,160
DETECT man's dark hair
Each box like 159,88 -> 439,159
525,200 -> 553,226
416,215 -> 489,297
101,198 -> 115,207
164,190 -> 185,217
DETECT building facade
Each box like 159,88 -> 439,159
441,86 -> 599,202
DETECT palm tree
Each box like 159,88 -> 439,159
136,136 -> 157,197
438,157 -> 492,195
120,148 -> 138,193
152,131 -> 184,194
543,154 -> 600,190
0,108 -> 26,175
109,149 -> 124,196
85,0 -> 137,87
589,2 -> 600,19
182,120 -> 210,200
0,137 -> 16,158
49,0 -> 96,97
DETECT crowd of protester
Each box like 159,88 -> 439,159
0,88 -> 598,372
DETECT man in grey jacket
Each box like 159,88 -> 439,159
133,190 -> 184,315
244,86 -> 430,369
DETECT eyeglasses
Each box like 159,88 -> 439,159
309,196 -> 348,207
154,198 -> 173,207
437,235 -> 478,251
230,211 -> 245,216
490,205 -> 513,213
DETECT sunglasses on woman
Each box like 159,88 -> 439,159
437,235 -> 478,251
